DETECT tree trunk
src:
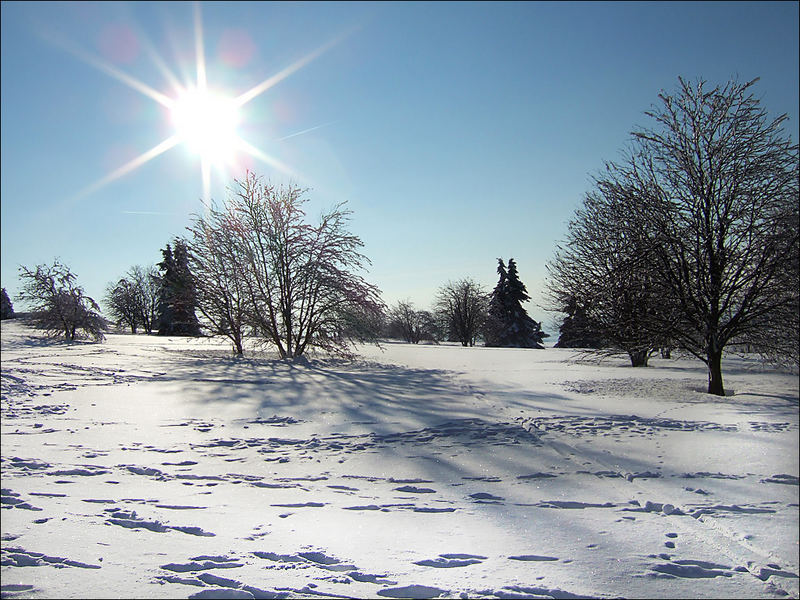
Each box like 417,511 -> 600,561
707,348 -> 725,396
628,349 -> 649,367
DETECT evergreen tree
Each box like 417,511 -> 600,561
156,241 -> 201,336
1,287 -> 14,320
485,258 -> 546,348
156,244 -> 176,335
554,296 -> 604,348
484,259 -> 509,346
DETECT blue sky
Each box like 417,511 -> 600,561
2,1 -> 798,331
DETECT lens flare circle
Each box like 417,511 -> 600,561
170,87 -> 240,165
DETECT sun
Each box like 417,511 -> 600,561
57,3 -> 355,204
170,86 -> 240,167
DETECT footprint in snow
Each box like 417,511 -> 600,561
349,572 -> 397,584
761,474 -> 799,485
161,557 -> 243,572
394,485 -> 436,494
414,553 -> 487,568
377,585 -> 449,598
649,560 -> 733,579
470,492 -> 505,502
1,547 -> 101,569
509,554 -> 559,562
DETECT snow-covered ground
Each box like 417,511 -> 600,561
1,319 -> 798,599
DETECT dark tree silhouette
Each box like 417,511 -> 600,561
156,240 -> 201,336
1,287 -> 14,320
554,296 -> 604,349
485,258 -> 546,348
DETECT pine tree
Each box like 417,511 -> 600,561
156,241 -> 201,336
554,296 -> 604,348
1,287 -> 14,320
156,244 -> 176,335
171,241 -> 201,336
485,258 -> 546,348
484,259 -> 508,347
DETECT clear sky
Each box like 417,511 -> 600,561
2,1 -> 798,332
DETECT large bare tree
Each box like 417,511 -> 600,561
187,204 -> 249,354
569,77 -> 798,393
193,172 -> 383,358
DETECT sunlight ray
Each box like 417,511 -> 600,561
76,135 -> 181,199
201,156 -> 212,203
140,31 -> 184,95
236,138 -> 304,182
234,26 -> 358,108
46,34 -> 175,108
193,2 -> 207,91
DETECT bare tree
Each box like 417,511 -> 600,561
198,172 -> 383,358
105,277 -> 141,333
18,259 -> 106,341
187,204 -> 249,354
386,300 -> 440,344
589,77 -> 798,393
129,265 -> 160,335
434,278 -> 488,346
546,183 -> 674,366
104,265 -> 160,334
